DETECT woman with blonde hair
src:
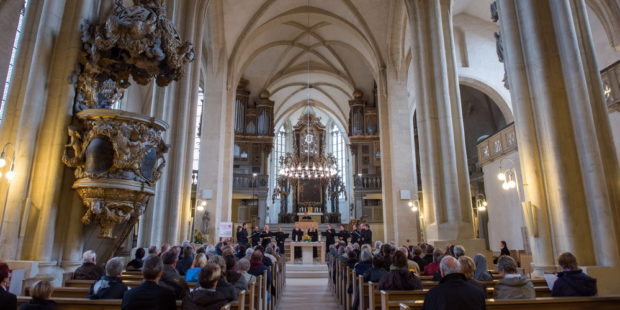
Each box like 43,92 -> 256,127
21,280 -> 55,310
457,256 -> 486,290
185,253 -> 208,282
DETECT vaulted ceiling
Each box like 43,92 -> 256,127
220,0 -> 494,128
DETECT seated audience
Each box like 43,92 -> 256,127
147,245 -> 158,256
126,248 -> 145,271
552,252 -> 597,297
346,251 -> 359,269
363,254 -> 388,283
354,248 -> 373,277
422,244 -> 435,267
122,255 -> 176,310
89,257 -> 128,299
399,246 -> 420,274
224,254 -> 247,291
453,245 -> 466,258
73,250 -> 104,280
210,255 -> 238,301
248,250 -> 272,287
411,246 -> 426,271
182,263 -> 234,310
377,250 -> 422,291
160,249 -> 189,299
21,280 -> 55,310
423,250 -> 442,276
185,253 -> 208,283
422,256 -> 485,310
473,254 -> 493,282
494,255 -> 535,299
457,256 -> 486,290
0,262 -> 17,310
177,246 -> 195,276
237,258 -> 256,285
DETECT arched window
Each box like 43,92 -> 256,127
272,126 -> 287,188
192,87 -> 204,171
1,0 -> 29,120
331,125 -> 347,199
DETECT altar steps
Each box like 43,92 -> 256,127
286,263 -> 329,278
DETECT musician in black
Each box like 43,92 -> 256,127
350,223 -> 361,245
360,223 -> 372,245
291,223 -> 304,258
308,227 -> 319,257
236,222 -> 248,245
322,224 -> 337,249
275,227 -> 289,255
251,226 -> 261,247
261,225 -> 274,248
337,224 -> 350,245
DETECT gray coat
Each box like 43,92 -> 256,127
494,275 -> 535,299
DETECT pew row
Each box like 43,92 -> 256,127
398,296 -> 620,310
16,297 -> 232,310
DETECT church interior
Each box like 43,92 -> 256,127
0,0 -> 619,309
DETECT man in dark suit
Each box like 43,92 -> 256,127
322,224 -> 337,249
251,226 -> 261,247
236,223 -> 248,245
350,224 -> 361,245
275,227 -> 289,255
360,224 -> 372,245
292,223 -> 304,258
422,256 -> 485,310
122,255 -> 176,310
261,225 -> 274,248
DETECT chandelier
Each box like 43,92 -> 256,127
279,152 -> 338,180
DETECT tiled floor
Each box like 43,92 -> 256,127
277,277 -> 340,310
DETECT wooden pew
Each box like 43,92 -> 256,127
398,296 -> 620,310
380,290 -> 427,310
16,297 -> 233,310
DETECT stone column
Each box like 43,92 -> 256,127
408,0 -> 475,244
497,0 -> 620,291
377,75 -> 420,244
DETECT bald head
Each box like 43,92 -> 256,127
440,255 -> 461,277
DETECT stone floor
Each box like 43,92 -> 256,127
277,275 -> 340,310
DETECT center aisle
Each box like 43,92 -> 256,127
277,265 -> 340,310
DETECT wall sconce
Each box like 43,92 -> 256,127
497,158 -> 520,191
196,199 -> 207,212
475,194 -> 488,211
0,143 -> 16,182
408,196 -> 419,212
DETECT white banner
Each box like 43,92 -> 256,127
218,221 -> 233,238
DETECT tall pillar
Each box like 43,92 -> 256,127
378,75 -> 420,244
409,0 -> 475,243
497,0 -> 620,291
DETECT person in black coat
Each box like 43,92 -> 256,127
422,256 -> 485,310
182,263 -> 233,310
89,257 -> 128,299
360,224 -> 372,245
251,227 -> 261,247
236,223 -> 249,245
337,225 -> 350,245
350,224 -> 361,245
122,256 -> 176,310
377,251 -> 423,291
176,246 -> 195,276
275,228 -> 288,255
309,228 -> 319,257
323,224 -> 337,248
552,252 -> 597,297
260,225 -> 273,248
291,224 -> 304,258
20,280 -> 56,310
0,262 -> 17,310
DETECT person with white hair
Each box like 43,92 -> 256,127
73,250 -> 105,280
89,257 -> 128,299
373,241 -> 382,255
453,245 -> 466,258
422,256 -> 485,310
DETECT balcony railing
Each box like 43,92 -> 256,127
476,123 -> 517,166
233,174 -> 270,189
353,174 -> 382,190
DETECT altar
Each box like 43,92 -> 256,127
289,241 -> 326,264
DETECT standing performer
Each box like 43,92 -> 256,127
292,223 -> 304,259
251,226 -> 261,247
337,224 -> 350,245
322,224 -> 337,249
350,223 -> 361,245
308,227 -> 319,257
261,225 -> 274,248
360,223 -> 372,245
236,223 -> 248,245
275,227 -> 289,255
